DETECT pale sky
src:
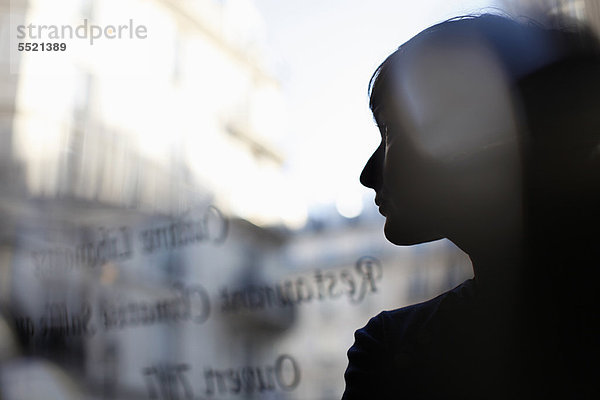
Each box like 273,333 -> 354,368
253,0 -> 500,216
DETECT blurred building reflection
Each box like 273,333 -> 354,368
500,0 -> 600,34
1,1 -> 474,399
4,0 -> 295,226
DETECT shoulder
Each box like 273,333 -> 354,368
352,278 -> 473,348
343,280 -> 473,399
374,279 -> 473,344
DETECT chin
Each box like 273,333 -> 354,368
384,217 -> 442,246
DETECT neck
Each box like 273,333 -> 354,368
470,243 -> 525,301
451,225 -> 526,303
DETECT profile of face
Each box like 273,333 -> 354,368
361,31 -> 524,248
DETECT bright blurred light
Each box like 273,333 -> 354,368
335,191 -> 363,219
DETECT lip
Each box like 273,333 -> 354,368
375,195 -> 387,216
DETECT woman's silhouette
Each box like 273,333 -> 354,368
344,14 -> 600,399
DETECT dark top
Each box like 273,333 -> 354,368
342,279 -> 598,399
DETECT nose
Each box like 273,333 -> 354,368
360,141 -> 384,190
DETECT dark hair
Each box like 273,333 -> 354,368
368,14 -> 600,126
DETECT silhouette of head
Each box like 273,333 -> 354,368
360,15 -> 600,254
